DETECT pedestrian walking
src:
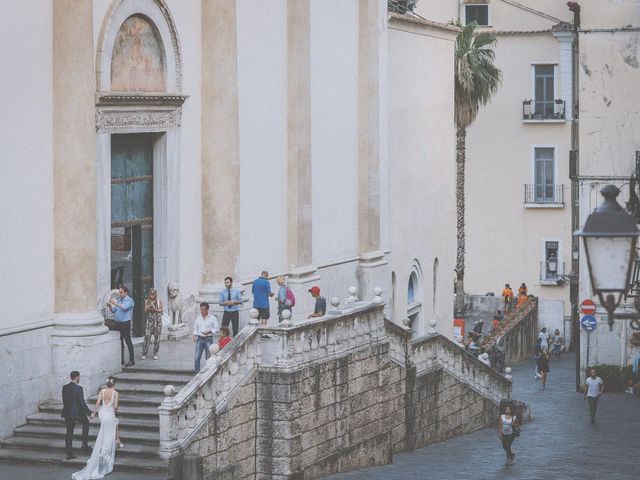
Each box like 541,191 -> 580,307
193,302 -> 219,373
538,327 -> 549,350
108,286 -> 135,367
307,286 -> 326,319
498,405 -> 519,465
537,348 -> 550,389
533,337 -> 542,379
61,371 -> 92,460
584,368 -> 604,424
626,351 -> 640,395
276,275 -> 295,321
252,271 -> 274,336
219,276 -> 242,337
141,288 -> 163,360
552,329 -> 563,361
502,284 -> 513,314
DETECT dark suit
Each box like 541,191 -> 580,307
61,381 -> 91,456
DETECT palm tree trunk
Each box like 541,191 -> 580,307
455,125 -> 466,312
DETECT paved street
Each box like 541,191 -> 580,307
328,351 -> 640,480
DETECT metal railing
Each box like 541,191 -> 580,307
540,261 -> 565,281
522,99 -> 566,120
524,184 -> 564,204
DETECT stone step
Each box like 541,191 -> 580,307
106,381 -> 173,396
88,394 -> 165,408
124,365 -> 194,376
39,402 -> 159,420
113,370 -> 192,385
26,412 -> 159,431
11,425 -> 159,446
0,436 -> 158,461
0,446 -> 166,473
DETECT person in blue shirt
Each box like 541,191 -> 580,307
108,286 -> 135,367
252,271 -> 273,330
219,276 -> 242,337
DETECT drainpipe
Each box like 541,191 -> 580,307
567,1 -> 581,391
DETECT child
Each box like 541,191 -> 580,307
218,326 -> 231,350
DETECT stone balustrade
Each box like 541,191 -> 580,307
259,300 -> 386,367
158,324 -> 262,459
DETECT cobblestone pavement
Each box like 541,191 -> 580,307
328,352 -> 640,480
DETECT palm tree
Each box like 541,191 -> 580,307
454,22 -> 501,309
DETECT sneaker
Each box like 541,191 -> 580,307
117,442 -> 124,449
141,355 -> 146,360
153,355 -> 158,360
626,387 -> 633,394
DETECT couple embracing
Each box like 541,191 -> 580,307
62,371 -> 123,480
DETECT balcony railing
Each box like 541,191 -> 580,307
524,184 -> 564,205
522,99 -> 566,121
540,261 -> 565,282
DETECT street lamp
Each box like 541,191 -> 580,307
575,185 -> 640,330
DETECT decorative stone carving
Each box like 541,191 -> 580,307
97,289 -> 119,321
167,281 -> 190,330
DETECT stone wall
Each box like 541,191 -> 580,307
179,337 -> 504,480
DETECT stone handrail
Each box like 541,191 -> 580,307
158,324 -> 262,459
259,302 -> 386,366
411,333 -> 512,403
384,318 -> 413,365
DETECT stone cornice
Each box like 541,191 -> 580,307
95,93 -> 188,133
96,92 -> 188,107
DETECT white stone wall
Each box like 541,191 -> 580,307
387,19 -> 457,337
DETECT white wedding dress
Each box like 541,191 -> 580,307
72,389 -> 118,480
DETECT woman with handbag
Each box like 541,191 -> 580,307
498,405 -> 519,465
141,288 -> 163,360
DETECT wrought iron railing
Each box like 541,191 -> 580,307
522,99 -> 566,120
524,184 -> 564,204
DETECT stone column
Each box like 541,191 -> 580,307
286,0 -> 318,320
200,0 -> 242,306
51,0 -> 119,395
357,0 -> 387,299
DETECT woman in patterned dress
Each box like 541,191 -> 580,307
141,288 -> 163,360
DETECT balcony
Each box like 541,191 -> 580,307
522,99 -> 566,123
524,184 -> 564,208
540,261 -> 565,285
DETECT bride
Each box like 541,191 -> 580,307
72,376 -> 121,480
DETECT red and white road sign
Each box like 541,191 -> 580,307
581,299 -> 596,315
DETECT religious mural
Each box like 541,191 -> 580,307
110,15 -> 166,92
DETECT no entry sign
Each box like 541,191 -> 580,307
581,299 -> 596,315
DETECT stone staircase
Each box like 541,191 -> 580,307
0,365 -> 193,473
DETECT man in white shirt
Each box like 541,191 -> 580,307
538,327 -> 549,349
193,302 -> 219,372
584,368 -> 604,424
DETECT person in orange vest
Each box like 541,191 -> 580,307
516,293 -> 528,308
502,284 -> 514,313
518,283 -> 528,297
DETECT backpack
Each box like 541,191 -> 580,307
285,287 -> 296,307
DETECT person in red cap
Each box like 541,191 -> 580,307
307,286 -> 326,319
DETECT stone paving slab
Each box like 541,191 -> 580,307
328,352 -> 640,480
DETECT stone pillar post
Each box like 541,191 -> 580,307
200,0 -> 242,307
51,0 -> 119,395
357,0 -> 387,299
285,0 -> 319,320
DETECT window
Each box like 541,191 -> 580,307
545,241 -> 559,279
534,147 -> 555,202
408,272 -> 417,305
465,4 -> 489,25
534,65 -> 555,117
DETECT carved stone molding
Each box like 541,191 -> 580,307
95,93 -> 187,133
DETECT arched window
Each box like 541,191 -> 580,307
408,272 -> 417,305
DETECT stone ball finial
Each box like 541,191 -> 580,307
402,318 -> 411,327
249,308 -> 259,325
281,309 -> 292,326
373,287 -> 383,303
331,297 -> 340,309
164,385 -> 176,397
505,367 -> 512,375
347,287 -> 358,303
209,344 -> 220,356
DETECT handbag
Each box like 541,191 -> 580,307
513,419 -> 521,437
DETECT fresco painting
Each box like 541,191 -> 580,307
110,15 -> 166,92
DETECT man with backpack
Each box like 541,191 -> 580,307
276,275 -> 295,321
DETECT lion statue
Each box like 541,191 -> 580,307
167,281 -> 194,330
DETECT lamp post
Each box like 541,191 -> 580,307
574,185 -> 640,331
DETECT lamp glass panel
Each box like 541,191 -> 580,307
584,236 -> 633,291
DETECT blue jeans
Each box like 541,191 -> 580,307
194,336 -> 213,372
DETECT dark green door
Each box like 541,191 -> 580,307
111,134 -> 154,337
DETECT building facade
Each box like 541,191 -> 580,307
0,0 -> 456,438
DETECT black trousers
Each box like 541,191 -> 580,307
222,311 -> 239,337
115,321 -> 134,363
65,416 -> 90,455
501,433 -> 515,458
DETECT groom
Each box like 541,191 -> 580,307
61,371 -> 92,460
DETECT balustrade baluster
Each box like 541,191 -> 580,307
327,323 -> 336,354
294,331 -> 303,362
363,313 -> 371,341
355,316 -> 364,342
238,344 -> 247,370
310,328 -> 320,357
302,331 -> 312,361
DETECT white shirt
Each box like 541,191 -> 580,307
193,314 -> 219,337
585,376 -> 603,398
538,331 -> 549,347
